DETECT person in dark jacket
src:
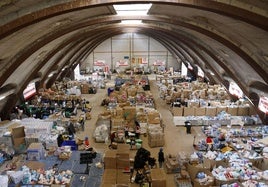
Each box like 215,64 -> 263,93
158,148 -> 165,168
184,121 -> 192,134
57,134 -> 64,147
67,122 -> 76,139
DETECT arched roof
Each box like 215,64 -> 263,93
0,0 -> 267,120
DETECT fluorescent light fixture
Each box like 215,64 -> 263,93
113,4 -> 152,16
121,20 -> 142,24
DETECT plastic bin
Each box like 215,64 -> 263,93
107,87 -> 114,96
61,140 -> 78,150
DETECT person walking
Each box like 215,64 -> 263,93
158,148 -> 165,168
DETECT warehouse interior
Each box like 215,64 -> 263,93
0,0 -> 268,187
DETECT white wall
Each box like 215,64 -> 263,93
81,33 -> 180,72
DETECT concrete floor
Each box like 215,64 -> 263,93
76,74 -> 206,187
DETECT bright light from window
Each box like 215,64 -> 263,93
113,4 -> 152,16
0,96 -> 6,100
48,73 -> 54,78
121,20 -> 142,24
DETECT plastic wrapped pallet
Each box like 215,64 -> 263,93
0,175 -> 8,187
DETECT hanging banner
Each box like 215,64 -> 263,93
104,66 -> 109,72
229,82 -> 243,98
117,60 -> 129,66
94,60 -> 106,66
142,58 -> 148,64
259,96 -> 268,114
153,60 -> 165,66
197,66 -> 204,78
188,63 -> 193,70
131,58 -> 136,64
23,82 -> 36,100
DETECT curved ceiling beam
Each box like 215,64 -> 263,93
1,13 -> 266,90
143,18 -> 268,83
149,31 -> 222,84
0,0 -> 267,40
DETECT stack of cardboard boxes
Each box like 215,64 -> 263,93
149,168 -> 166,187
12,126 -> 26,153
148,125 -> 164,148
102,144 -> 131,186
80,83 -> 90,94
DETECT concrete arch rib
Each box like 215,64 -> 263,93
1,14 -> 266,89
0,0 -> 267,39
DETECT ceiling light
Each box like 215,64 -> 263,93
48,73 -> 54,78
121,20 -> 142,24
113,4 -> 152,16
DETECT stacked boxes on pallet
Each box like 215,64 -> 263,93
27,143 -> 45,161
103,144 -> 131,186
148,125 -> 164,148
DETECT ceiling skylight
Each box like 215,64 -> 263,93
113,4 -> 152,16
121,20 -> 142,24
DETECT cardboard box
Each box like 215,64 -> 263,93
27,143 -> 45,161
205,107 -> 217,116
227,107 -> 238,116
216,106 -> 227,114
183,107 -> 195,116
26,161 -> 45,170
249,106 -> 257,115
116,169 -> 130,184
186,163 -> 210,181
12,126 -> 25,138
102,169 -> 117,183
13,137 -> 25,146
237,106 -> 249,116
150,168 -> 166,187
104,150 -> 117,169
195,107 -> 206,116
123,106 -> 136,114
116,156 -> 130,169
100,183 -> 116,187
172,107 -> 183,116
117,144 -> 130,155
193,170 -> 214,187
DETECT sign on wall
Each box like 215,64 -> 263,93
153,60 -> 165,66
259,96 -> 268,114
94,60 -> 106,66
117,60 -> 129,66
23,82 -> 36,100
229,82 -> 244,98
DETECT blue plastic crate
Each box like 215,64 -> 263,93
61,140 -> 78,150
